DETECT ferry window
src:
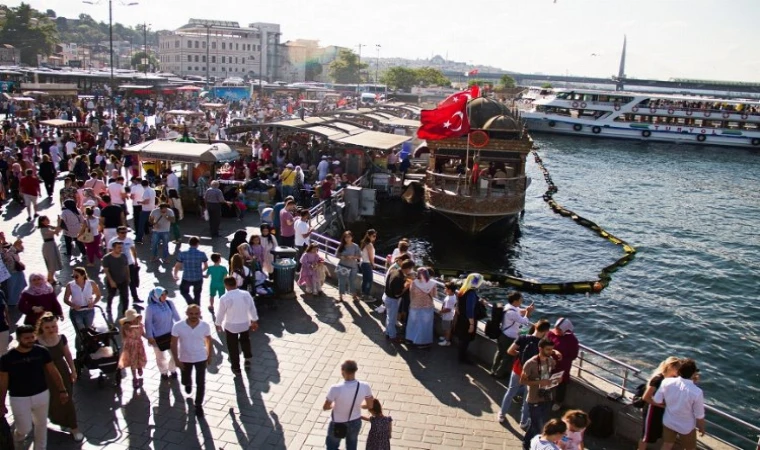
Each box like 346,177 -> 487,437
556,92 -> 569,100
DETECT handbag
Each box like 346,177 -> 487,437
78,222 -> 94,244
154,333 -> 172,351
332,382 -> 360,439
335,264 -> 351,278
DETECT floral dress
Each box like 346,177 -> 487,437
366,415 -> 392,450
118,322 -> 147,370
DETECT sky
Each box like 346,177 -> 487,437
4,0 -> 760,82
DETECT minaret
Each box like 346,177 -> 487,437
617,35 -> 627,91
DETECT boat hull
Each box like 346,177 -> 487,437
428,207 -> 519,235
524,116 -> 760,149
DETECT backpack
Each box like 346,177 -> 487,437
484,302 -> 504,339
586,405 -> 615,438
631,383 -> 647,408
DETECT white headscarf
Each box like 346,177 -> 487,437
412,267 -> 436,294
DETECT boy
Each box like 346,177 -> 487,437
438,282 -> 458,346
204,253 -> 228,313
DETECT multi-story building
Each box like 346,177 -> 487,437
0,44 -> 20,65
280,40 -> 349,83
158,19 -> 280,81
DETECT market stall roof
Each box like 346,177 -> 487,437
200,103 -> 226,108
118,84 -> 154,89
124,140 -> 239,163
323,110 -> 420,128
38,119 -> 90,129
11,96 -> 35,102
176,85 -> 202,91
271,118 -> 410,150
165,109 -> 204,116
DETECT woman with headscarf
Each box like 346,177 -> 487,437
61,199 -> 86,258
143,287 -> 180,380
406,268 -> 438,347
454,273 -> 486,364
18,273 -> 63,326
259,224 -> 278,274
229,229 -> 248,263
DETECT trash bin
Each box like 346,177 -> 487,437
271,246 -> 298,296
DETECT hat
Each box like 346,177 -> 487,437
321,155 -> 327,160
286,163 -> 294,169
555,318 -> 574,333
119,309 -> 141,325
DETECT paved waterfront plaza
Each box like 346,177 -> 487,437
2,177 -> 534,450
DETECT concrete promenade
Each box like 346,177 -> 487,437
1,176 -> 534,450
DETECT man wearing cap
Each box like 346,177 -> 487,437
653,358 -> 705,450
279,163 -> 297,199
547,317 -> 579,411
322,360 -> 374,450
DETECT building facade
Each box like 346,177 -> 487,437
158,19 -> 280,81
279,40 -> 348,83
0,44 -> 20,65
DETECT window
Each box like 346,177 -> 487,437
236,43 -> 239,51
222,67 -> 226,71
194,55 -> 199,62
202,56 -> 206,62
221,56 -> 226,63
187,40 -> 192,48
212,42 -> 216,50
211,56 -> 216,63
212,67 -> 216,72
175,40 -> 179,48
202,66 -> 206,71
195,41 -> 199,49
235,57 -> 238,64
222,42 -> 226,50
187,55 -> 192,62
202,41 -> 206,49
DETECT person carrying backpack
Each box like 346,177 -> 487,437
492,291 -> 534,379
498,319 -> 551,426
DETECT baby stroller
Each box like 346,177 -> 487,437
253,265 -> 277,311
73,306 -> 122,388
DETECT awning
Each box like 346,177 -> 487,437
200,103 -> 226,109
176,85 -> 202,91
11,96 -> 35,102
165,109 -> 204,116
38,119 -> 89,129
334,132 -> 410,150
118,84 -> 154,89
124,140 -> 239,163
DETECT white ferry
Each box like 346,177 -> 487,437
521,88 -> 760,148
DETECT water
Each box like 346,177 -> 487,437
363,136 -> 760,432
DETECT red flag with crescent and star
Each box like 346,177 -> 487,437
417,86 -> 479,140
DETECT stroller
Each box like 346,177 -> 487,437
253,264 -> 277,311
73,306 -> 122,388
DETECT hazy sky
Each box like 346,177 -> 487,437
5,0 -> 760,81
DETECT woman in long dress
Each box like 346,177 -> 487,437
406,267 -> 437,347
37,215 -> 63,284
35,312 -> 84,442
298,243 -> 324,296
259,224 -> 278,274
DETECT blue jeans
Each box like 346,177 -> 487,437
360,262 -> 373,296
151,231 -> 170,259
522,402 -> 551,450
69,308 -> 95,331
337,266 -> 357,296
383,295 -> 400,339
500,370 -> 528,422
136,210 -> 150,242
325,418 -> 361,450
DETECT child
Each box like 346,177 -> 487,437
438,282 -> 458,347
248,235 -> 266,265
297,243 -> 324,296
559,410 -> 589,450
362,399 -> 392,450
118,309 -> 147,389
205,253 -> 228,313
234,187 -> 247,221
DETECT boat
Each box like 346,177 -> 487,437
422,98 -> 533,235
521,88 -> 760,148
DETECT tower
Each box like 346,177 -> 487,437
616,35 -> 627,91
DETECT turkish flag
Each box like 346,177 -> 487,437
468,69 -> 479,76
438,86 -> 479,108
418,94 -> 470,140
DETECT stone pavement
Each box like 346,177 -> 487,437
2,178 -> 537,450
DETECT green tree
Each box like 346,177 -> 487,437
328,49 -> 367,84
541,82 -> 553,89
130,51 -> 158,72
0,3 -> 58,66
380,66 -> 417,91
415,67 -> 451,87
500,74 -> 516,88
304,61 -> 323,82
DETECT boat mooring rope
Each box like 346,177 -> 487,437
438,151 -> 637,295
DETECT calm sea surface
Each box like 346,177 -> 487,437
365,136 -> 760,428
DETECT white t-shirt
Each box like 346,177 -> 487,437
130,183 -> 144,207
294,218 -> 311,247
391,248 -> 414,265
529,435 -> 560,450
108,182 -> 125,205
325,380 -> 373,423
166,173 -> 179,191
442,294 -> 457,321
171,320 -> 211,363
142,186 -> 156,210
65,141 -> 77,155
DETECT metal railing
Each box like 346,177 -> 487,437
426,171 -> 527,198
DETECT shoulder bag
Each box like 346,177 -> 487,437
153,301 -> 176,351
78,221 -> 94,244
332,382 -> 360,439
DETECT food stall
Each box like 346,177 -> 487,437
123,140 -> 240,213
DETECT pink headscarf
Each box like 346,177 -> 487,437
23,273 -> 54,296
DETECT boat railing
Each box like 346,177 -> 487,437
307,175 -> 365,228
425,171 -> 527,198
304,232 -> 760,448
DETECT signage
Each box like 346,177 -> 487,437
0,81 -> 15,93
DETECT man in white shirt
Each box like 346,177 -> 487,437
215,276 -> 258,376
322,360 -> 374,450
653,359 -> 706,450
317,156 -> 330,181
492,291 -> 534,379
104,134 -> 116,151
107,176 -> 127,215
65,140 -> 77,157
129,177 -> 144,225
171,304 -> 211,416
136,179 -> 155,244
165,170 -> 179,192
294,210 -> 312,248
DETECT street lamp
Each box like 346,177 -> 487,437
141,22 -> 151,75
375,44 -> 381,84
356,43 -> 365,97
82,0 -> 138,104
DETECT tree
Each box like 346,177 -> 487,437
500,74 -> 517,88
380,66 -> 417,91
130,51 -> 158,72
415,67 -> 451,88
304,61 -> 323,82
541,82 -> 553,89
0,3 -> 58,66
328,49 -> 367,84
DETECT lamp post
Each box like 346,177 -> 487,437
142,22 -> 150,75
82,0 -> 138,104
356,43 -> 365,98
375,44 -> 381,84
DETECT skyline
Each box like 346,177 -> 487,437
3,0 -> 760,82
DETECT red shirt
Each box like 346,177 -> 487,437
320,180 -> 333,200
19,175 -> 41,196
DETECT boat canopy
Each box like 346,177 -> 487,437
124,140 -> 239,163
259,117 -> 411,150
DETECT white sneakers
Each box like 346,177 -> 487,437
438,340 -> 451,346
